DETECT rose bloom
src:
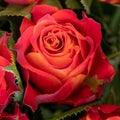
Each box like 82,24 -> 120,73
80,104 -> 120,120
4,0 -> 44,5
100,0 -> 120,4
14,5 -> 115,111
0,103 -> 29,120
0,32 -> 18,113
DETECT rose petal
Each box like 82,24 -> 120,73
30,16 -> 57,52
79,36 -> 94,59
31,4 -> 59,23
60,86 -> 98,107
0,68 -> 7,91
14,27 -> 34,55
53,10 -> 102,46
107,116 -> 120,120
88,47 -> 115,82
26,52 -> 65,79
67,56 -> 90,78
29,70 -> 62,93
0,56 -> 10,67
81,12 -> 102,47
23,82 -> 40,111
100,104 -> 120,113
52,9 -> 78,23
20,18 -> 34,34
22,67 -> 62,94
0,71 -> 19,104
0,32 -> 11,62
37,53 -> 72,68
34,74 -> 86,107
0,70 -> 19,113
4,0 -> 34,5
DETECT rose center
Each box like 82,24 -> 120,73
47,37 -> 62,49
43,30 -> 64,53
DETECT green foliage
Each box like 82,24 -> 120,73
42,0 -> 62,9
8,16 -> 23,41
0,30 -> 5,37
32,107 -> 44,120
0,4 -> 33,17
111,71 -> 120,105
80,0 -> 93,14
0,16 -> 23,41
65,0 -> 82,9
4,37 -> 24,102
50,105 -> 87,120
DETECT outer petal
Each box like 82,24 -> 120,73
0,32 -> 11,62
53,10 -> 102,46
100,0 -> 120,4
88,47 -> 115,83
0,56 -> 10,67
23,82 -> 41,111
59,78 -> 103,107
31,4 -> 59,23
100,104 -> 120,113
14,27 -> 34,55
20,18 -> 34,34
5,0 -> 34,5
34,74 -> 86,110
81,105 -> 120,120
0,33 -> 19,113
0,70 -> 19,113
107,116 -> 120,120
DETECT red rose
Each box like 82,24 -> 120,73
14,5 -> 115,111
4,0 -> 44,5
0,32 -> 18,113
100,0 -> 120,4
0,103 -> 29,120
80,104 -> 120,120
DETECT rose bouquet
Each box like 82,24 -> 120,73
0,0 -> 120,120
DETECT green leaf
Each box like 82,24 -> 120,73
0,15 -> 23,41
109,69 -> 120,105
32,106 -> 44,120
110,8 -> 120,35
108,51 -> 120,59
49,101 -> 100,120
80,0 -> 93,14
8,16 -> 23,41
4,37 -> 24,102
89,1 -> 111,36
99,82 -> 113,104
65,0 -> 82,9
42,0 -> 62,9
0,30 -> 5,37
39,104 -> 70,120
0,4 -> 33,17
90,0 -> 103,17
0,6 -> 5,11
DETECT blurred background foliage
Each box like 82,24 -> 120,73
0,0 -> 120,119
